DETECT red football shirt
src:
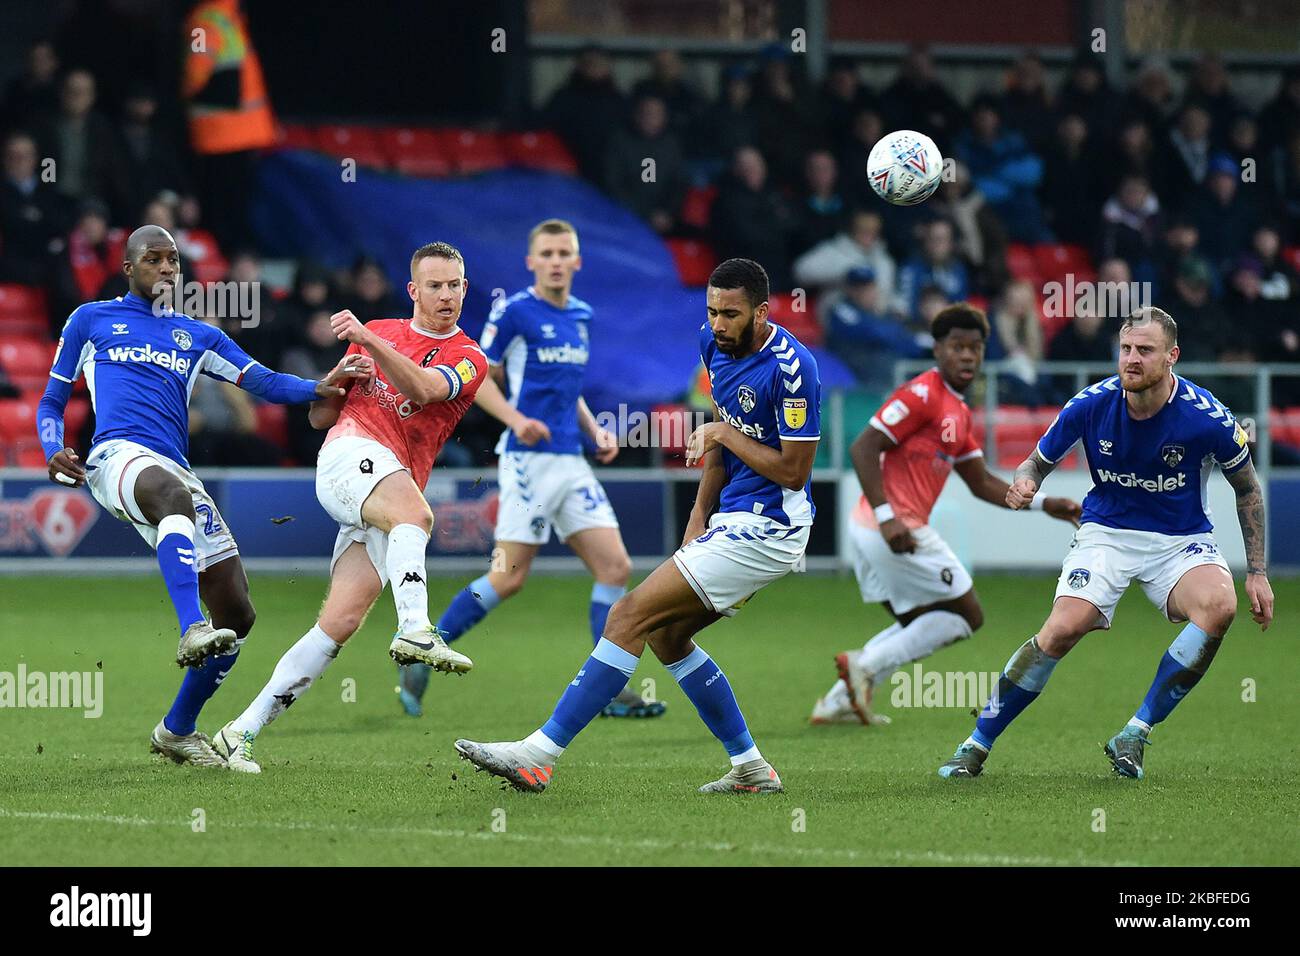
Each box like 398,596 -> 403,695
852,367 -> 982,529
323,319 -> 488,489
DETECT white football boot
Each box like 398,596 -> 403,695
212,721 -> 262,774
454,739 -> 555,793
149,720 -> 226,768
389,626 -> 473,674
698,758 -> 785,794
834,652 -> 892,726
176,621 -> 237,668
809,692 -> 863,725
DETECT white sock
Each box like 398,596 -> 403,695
387,523 -> 431,633
232,625 -> 340,735
730,745 -> 763,767
525,729 -> 565,758
859,611 -> 972,681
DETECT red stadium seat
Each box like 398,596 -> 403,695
666,239 -> 718,287
0,337 -> 56,390
679,185 -> 718,230
64,397 -> 90,441
502,131 -> 577,174
1033,243 -> 1093,281
767,292 -> 824,347
650,402 -> 692,466
380,128 -> 453,177
254,402 -> 289,450
0,284 -> 49,335
1283,247 -> 1300,275
1005,243 -> 1040,283
13,442 -> 47,467
443,129 -> 507,175
316,125 -> 388,169
275,124 -> 320,151
0,395 -> 38,441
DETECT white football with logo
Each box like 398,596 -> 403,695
867,130 -> 943,206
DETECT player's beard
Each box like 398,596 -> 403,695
715,317 -> 755,356
1122,364 -> 1166,393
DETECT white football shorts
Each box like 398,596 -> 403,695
1054,523 -> 1231,627
317,435 -> 409,586
495,451 -> 619,545
84,438 -> 238,571
848,520 -> 974,615
672,512 -> 810,617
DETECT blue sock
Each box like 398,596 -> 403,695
667,645 -> 755,758
1134,622 -> 1219,727
164,648 -> 240,736
589,582 -> 626,647
156,516 -> 204,633
540,638 -> 638,748
438,575 -> 500,642
972,637 -> 1059,751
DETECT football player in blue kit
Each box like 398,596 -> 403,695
400,219 -> 664,719
454,258 -> 821,794
938,307 -> 1274,780
38,225 -> 366,767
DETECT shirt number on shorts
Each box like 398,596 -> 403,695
579,486 -> 608,511
195,503 -> 222,536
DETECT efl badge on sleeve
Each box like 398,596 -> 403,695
1233,422 -> 1248,448
454,357 -> 478,385
782,397 -> 807,430
1161,444 -> 1185,468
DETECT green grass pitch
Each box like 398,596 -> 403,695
1,573 -> 1295,866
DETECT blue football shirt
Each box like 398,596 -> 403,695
702,321 -> 821,526
479,287 -> 592,455
1036,374 -> 1251,536
48,292 -> 314,468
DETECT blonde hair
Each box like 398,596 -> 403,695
1122,306 -> 1178,348
528,218 -> 579,252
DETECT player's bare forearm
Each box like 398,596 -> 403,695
849,425 -> 892,507
309,395 -> 344,430
715,427 -> 816,490
473,374 -> 525,428
361,334 -> 449,404
1226,461 -> 1267,573
577,396 -> 599,439
956,458 -> 1011,507
1015,449 -> 1056,489
689,447 -> 726,524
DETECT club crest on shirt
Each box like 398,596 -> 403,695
1067,568 -> 1091,590
782,397 -> 807,429
1161,444 -> 1185,468
738,385 -> 756,413
172,328 -> 192,350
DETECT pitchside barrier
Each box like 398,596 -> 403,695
0,363 -> 1295,574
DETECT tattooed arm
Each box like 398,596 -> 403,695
1006,449 -> 1057,509
1225,460 -> 1274,630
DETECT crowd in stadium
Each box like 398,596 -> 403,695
3,35 -> 1300,467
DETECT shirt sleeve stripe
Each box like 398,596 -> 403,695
1034,440 -> 1059,465
1220,445 -> 1249,471
780,434 -> 821,441
868,416 -> 898,444
955,449 -> 984,462
49,372 -> 73,383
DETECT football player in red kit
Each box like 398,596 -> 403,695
212,242 -> 488,772
811,304 -> 1081,727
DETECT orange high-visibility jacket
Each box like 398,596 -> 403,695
183,0 -> 276,154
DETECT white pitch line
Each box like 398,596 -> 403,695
0,807 -> 1135,866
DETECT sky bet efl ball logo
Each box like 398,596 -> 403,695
0,489 -> 99,557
